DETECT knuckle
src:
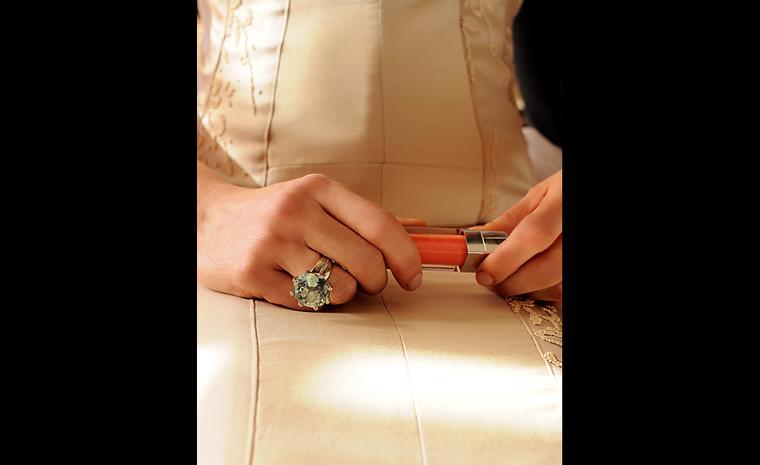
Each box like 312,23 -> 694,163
329,272 -> 358,304
365,209 -> 398,242
379,208 -> 398,224
358,263 -> 388,295
395,248 -> 421,278
381,209 -> 402,232
501,209 -> 519,225
368,247 -> 387,271
299,173 -> 331,191
266,194 -> 302,222
354,248 -> 386,278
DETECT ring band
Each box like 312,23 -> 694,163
289,255 -> 333,311
310,256 -> 333,279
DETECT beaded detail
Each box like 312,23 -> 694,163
506,297 -> 562,373
543,352 -> 562,368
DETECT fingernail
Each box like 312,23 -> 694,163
407,272 -> 423,291
476,271 -> 493,286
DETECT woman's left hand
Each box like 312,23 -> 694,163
471,170 -> 562,303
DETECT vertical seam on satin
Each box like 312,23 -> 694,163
380,294 -> 428,465
377,1 -> 386,207
458,0 -> 489,224
198,0 -> 232,133
510,302 -> 562,391
245,299 -> 262,465
262,0 -> 292,187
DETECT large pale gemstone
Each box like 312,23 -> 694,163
292,272 -> 331,309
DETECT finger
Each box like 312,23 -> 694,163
303,174 -> 422,291
397,217 -> 427,227
470,182 -> 549,233
493,235 -> 562,296
522,282 -> 563,303
476,188 -> 561,286
301,210 -> 388,294
276,245 -> 358,305
321,266 -> 358,305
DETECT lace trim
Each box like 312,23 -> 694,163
460,0 -> 514,89
543,352 -> 562,368
505,297 -> 562,370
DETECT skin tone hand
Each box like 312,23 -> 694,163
471,170 -> 562,303
197,163 -> 422,309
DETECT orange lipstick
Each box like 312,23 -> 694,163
405,227 -> 508,272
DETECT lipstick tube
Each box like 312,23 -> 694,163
405,226 -> 508,272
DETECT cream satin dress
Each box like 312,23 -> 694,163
197,1 -> 561,464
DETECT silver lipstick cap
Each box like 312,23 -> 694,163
460,229 -> 508,272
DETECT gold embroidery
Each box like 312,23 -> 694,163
230,5 -> 258,115
208,80 -> 235,110
197,1 -> 259,179
506,296 -> 563,366
198,113 -> 238,177
199,0 -> 257,174
505,296 -> 536,313
543,352 -> 562,368
535,328 -> 562,347
207,112 -> 227,138
523,302 -> 562,333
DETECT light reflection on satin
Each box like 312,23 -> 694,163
198,345 -> 229,404
297,352 -> 560,433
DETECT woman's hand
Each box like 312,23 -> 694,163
472,170 -> 562,302
197,170 -> 422,309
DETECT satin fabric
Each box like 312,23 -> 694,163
198,271 -> 562,465
197,0 -> 533,226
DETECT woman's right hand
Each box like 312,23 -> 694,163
197,173 -> 423,309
